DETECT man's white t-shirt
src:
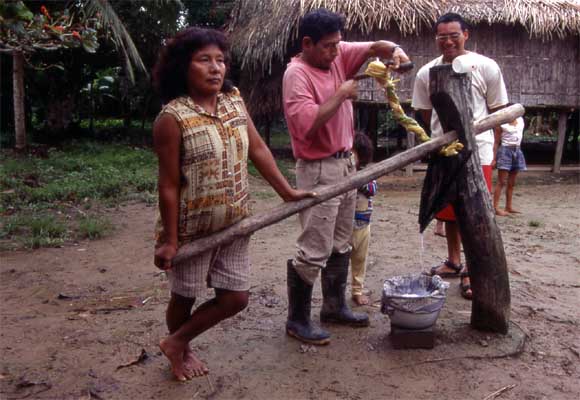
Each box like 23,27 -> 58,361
411,51 -> 509,165
500,117 -> 525,146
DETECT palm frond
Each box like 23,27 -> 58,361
84,0 -> 149,82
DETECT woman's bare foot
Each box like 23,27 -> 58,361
495,208 -> 509,216
159,337 -> 193,381
352,294 -> 370,306
183,346 -> 209,377
505,208 -> 521,214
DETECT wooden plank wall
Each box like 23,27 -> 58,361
350,24 -> 580,108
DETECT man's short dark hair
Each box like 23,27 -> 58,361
354,132 -> 374,167
434,12 -> 470,32
298,8 -> 345,44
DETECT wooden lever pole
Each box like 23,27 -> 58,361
172,104 -> 524,263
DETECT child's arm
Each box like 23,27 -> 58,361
153,114 -> 181,270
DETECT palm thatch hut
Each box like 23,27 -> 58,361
228,0 -> 580,171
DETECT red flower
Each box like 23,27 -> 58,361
40,5 -> 50,19
72,31 -> 81,40
53,26 -> 64,32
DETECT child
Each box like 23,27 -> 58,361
350,133 -> 377,306
493,117 -> 527,216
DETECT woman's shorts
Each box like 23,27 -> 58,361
436,165 -> 492,222
497,145 -> 527,172
167,235 -> 251,298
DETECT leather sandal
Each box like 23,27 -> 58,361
428,259 -> 463,278
459,270 -> 473,300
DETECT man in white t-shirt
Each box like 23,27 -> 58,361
411,12 -> 509,300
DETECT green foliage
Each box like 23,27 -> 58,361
378,109 -> 399,135
1,142 -> 156,211
0,142 -> 156,248
77,216 -> 113,239
0,1 -> 100,53
0,213 -> 67,248
183,0 -> 235,27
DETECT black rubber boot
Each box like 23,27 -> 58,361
320,252 -> 370,327
286,260 -> 331,345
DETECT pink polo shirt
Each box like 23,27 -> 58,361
283,41 -> 372,160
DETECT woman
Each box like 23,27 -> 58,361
152,27 -> 313,381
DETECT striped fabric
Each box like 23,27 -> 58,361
353,179 -> 377,229
167,236 -> 251,298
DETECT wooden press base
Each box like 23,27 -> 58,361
390,325 -> 435,349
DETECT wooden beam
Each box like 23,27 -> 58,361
552,111 -> 568,173
173,133 -> 457,264
172,104 -> 523,264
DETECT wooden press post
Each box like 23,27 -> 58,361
429,64 -> 511,334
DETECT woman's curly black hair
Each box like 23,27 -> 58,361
152,27 -> 234,104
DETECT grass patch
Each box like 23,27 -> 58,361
1,214 -> 68,249
0,141 -> 156,248
528,220 -> 542,228
1,142 -> 156,212
77,216 -> 113,240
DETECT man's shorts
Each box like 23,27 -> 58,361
497,145 -> 527,172
436,165 -> 492,222
166,235 -> 251,298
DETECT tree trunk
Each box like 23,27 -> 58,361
1,54 -> 14,138
427,64 -> 511,334
13,51 -> 26,150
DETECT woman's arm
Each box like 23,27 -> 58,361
153,114 -> 181,270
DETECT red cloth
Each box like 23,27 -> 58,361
436,165 -> 492,222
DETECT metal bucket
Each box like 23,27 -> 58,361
381,274 -> 449,330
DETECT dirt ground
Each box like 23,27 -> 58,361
1,170 -> 579,400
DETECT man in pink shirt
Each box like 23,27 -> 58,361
283,8 -> 411,345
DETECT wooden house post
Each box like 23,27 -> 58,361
552,111 -> 568,173
429,65 -> 511,333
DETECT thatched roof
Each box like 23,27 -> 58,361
228,0 -> 580,74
